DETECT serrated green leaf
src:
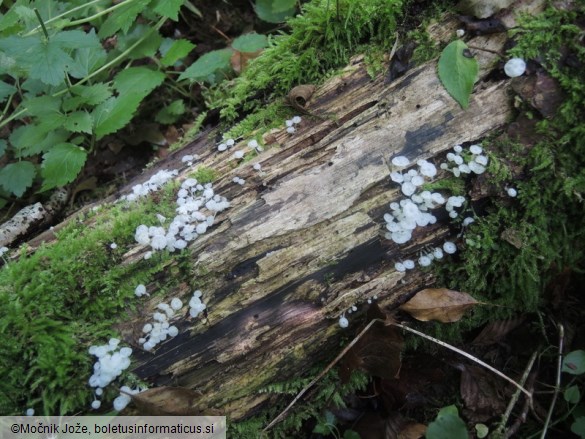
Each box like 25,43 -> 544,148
426,405 -> 469,439
0,139 -> 7,158
10,125 -> 68,157
116,24 -> 162,60
64,111 -> 93,133
98,0 -> 152,38
113,66 -> 165,97
160,38 -> 195,67
565,385 -> 581,404
178,48 -> 233,83
0,30 -> 101,86
40,143 -> 87,191
92,95 -> 139,139
24,95 -> 62,117
255,0 -> 296,23
155,99 -> 185,124
153,0 -> 185,21
68,32 -> 107,78
0,161 -> 36,197
0,80 -> 16,103
563,350 -> 585,375
232,32 -> 268,53
438,40 -> 478,109
64,83 -> 112,111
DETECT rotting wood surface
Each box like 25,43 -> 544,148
12,12 -> 530,420
121,29 -> 516,419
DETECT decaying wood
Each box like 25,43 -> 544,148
12,8 -> 537,421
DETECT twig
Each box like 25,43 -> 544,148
506,370 -> 538,438
540,324 -> 564,439
263,318 -> 380,432
393,322 -> 533,399
466,44 -> 504,57
492,350 -> 538,437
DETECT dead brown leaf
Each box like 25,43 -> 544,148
460,364 -> 506,422
230,49 -> 263,74
398,422 -> 427,439
126,386 -> 205,416
400,288 -> 478,323
472,316 -> 526,346
339,304 -> 403,382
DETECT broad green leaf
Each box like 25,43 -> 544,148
116,24 -> 162,60
343,431 -> 361,439
40,143 -> 87,191
232,33 -> 268,53
64,111 -> 93,134
0,161 -> 36,197
99,0 -> 152,38
255,0 -> 296,23
0,139 -> 7,158
160,38 -> 195,67
563,350 -> 585,375
155,99 -> 185,124
565,385 -> 581,404
113,66 -> 165,97
153,0 -> 185,21
24,95 -> 62,117
68,34 -> 107,78
9,123 -> 60,157
426,405 -> 469,439
0,80 -> 16,103
64,83 -> 112,111
438,40 -> 478,109
271,0 -> 297,14
572,416 -> 585,438
178,48 -> 233,83
92,95 -> 140,139
0,30 -> 101,86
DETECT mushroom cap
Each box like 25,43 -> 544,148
391,155 -> 410,167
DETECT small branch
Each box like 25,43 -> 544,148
466,45 -> 504,58
393,322 -> 533,399
540,324 -> 564,439
263,318 -> 381,432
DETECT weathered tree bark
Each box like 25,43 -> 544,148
14,4 -> 545,421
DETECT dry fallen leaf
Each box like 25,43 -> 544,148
126,386 -> 205,416
399,288 -> 478,323
398,422 -> 427,439
459,364 -> 506,422
472,316 -> 526,346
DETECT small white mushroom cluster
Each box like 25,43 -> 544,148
189,290 -> 206,318
445,195 -> 466,219
88,338 -> 133,408
181,154 -> 199,167
440,144 -> 488,176
217,138 -> 236,152
134,178 -> 230,256
120,169 -> 178,202
285,115 -> 302,134
112,385 -> 147,412
138,297 -> 183,351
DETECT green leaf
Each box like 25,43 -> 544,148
563,350 -> 585,375
9,124 -> 62,157
565,385 -> 581,404
343,430 -> 361,439
572,417 -> 585,439
68,33 -> 107,78
254,0 -> 296,23
116,24 -> 162,60
0,161 -> 36,197
64,111 -> 93,134
155,99 -> 186,124
426,405 -> 469,439
113,66 -> 165,97
178,48 -> 233,83
153,0 -> 185,21
437,40 -> 478,109
64,83 -> 112,111
92,95 -> 139,139
0,139 -> 7,158
232,33 -> 268,53
160,38 -> 195,67
25,95 -> 62,118
0,80 -> 16,103
40,143 -> 87,191
0,30 -> 101,86
98,0 -> 152,38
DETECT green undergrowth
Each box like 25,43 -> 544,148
0,184 -> 198,415
422,2 -> 585,343
230,368 -> 368,438
208,0 -> 406,126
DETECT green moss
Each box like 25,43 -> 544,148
191,166 -> 217,184
422,176 -> 465,194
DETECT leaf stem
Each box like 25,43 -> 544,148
66,0 -> 141,28
33,8 -> 49,40
24,0 -> 108,36
540,324 -> 564,439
